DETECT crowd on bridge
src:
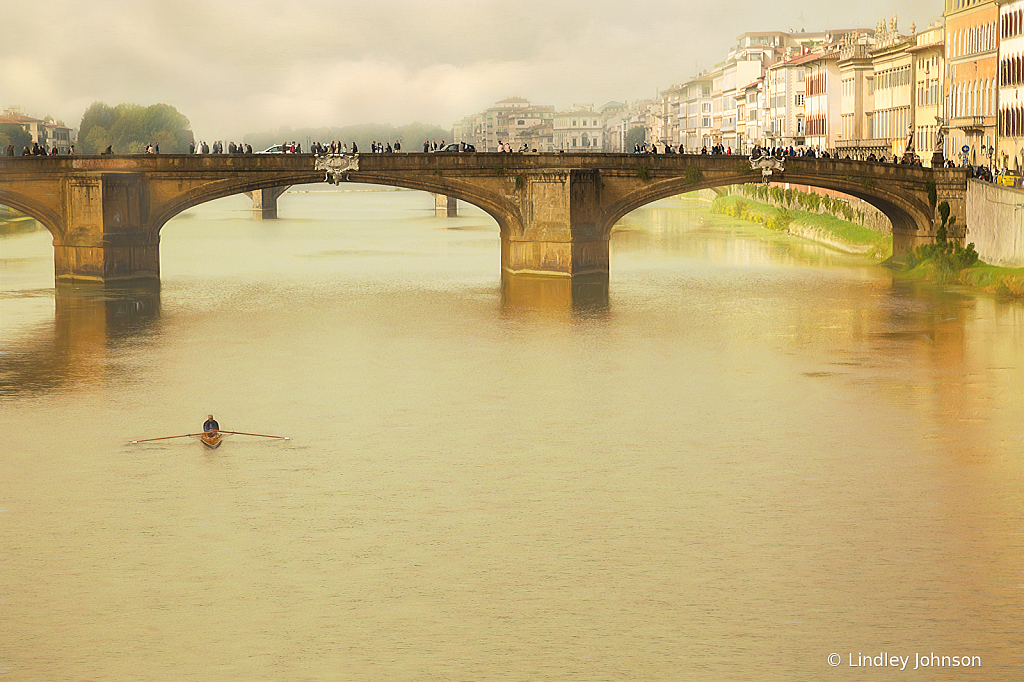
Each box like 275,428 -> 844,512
189,141 -> 255,154
6,143 -> 75,156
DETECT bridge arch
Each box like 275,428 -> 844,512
598,168 -> 933,250
147,172 -> 515,242
0,190 -> 63,240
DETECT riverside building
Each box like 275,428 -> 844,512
998,0 -> 1024,170
943,0 -> 999,166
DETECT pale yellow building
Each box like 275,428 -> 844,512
944,0 -> 999,166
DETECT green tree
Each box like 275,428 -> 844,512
78,101 -> 194,153
624,126 -> 646,151
0,123 -> 31,152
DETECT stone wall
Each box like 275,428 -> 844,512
966,179 -> 1024,267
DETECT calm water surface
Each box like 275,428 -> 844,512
1,188 -> 1022,681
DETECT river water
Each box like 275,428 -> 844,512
1,188 -> 1022,681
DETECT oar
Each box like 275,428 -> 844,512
129,433 -> 201,444
217,431 -> 291,440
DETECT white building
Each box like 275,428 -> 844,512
766,52 -> 814,149
553,105 -> 603,151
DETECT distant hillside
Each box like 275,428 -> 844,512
243,122 -> 452,153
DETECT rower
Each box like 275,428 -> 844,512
203,414 -> 220,432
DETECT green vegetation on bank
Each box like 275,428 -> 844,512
710,193 -> 892,259
894,200 -> 1011,292
741,183 -> 865,224
0,204 -> 38,235
709,187 -> 1024,298
894,239 -> 1024,297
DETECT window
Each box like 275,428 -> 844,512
795,94 -> 805,106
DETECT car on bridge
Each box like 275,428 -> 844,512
433,143 -> 476,153
259,145 -> 288,153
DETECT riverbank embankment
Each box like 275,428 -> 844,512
702,185 -> 1024,297
0,206 -> 37,235
708,192 -> 893,260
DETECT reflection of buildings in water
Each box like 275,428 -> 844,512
0,283 -> 160,397
500,271 -> 609,317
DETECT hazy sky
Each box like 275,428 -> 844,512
1,0 -> 943,139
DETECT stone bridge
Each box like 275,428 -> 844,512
0,153 -> 968,284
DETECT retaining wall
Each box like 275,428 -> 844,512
966,179 -> 1024,267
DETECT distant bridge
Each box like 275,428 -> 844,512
0,153 -> 968,284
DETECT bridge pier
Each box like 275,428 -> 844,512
501,169 -> 609,277
54,174 -> 160,283
433,193 -> 458,217
246,186 -> 289,219
500,271 -> 609,312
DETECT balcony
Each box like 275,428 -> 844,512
950,116 -> 990,134
839,44 -> 871,61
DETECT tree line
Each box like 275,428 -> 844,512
78,102 -> 194,154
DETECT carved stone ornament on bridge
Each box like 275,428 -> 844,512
749,150 -> 785,186
315,154 -> 360,184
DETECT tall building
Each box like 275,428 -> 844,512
909,22 -> 946,166
804,49 -> 844,151
598,101 -> 629,152
837,40 -> 877,157
766,52 -> 814,149
943,0 -> 999,166
736,77 -> 765,152
658,84 -> 685,147
998,0 -> 1024,170
679,75 -> 714,152
869,18 -> 916,160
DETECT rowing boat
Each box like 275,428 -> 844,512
129,429 -> 291,447
199,431 -> 223,449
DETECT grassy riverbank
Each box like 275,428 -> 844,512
0,205 -> 37,235
709,194 -> 892,260
707,192 -> 1024,298
898,255 -> 1024,297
